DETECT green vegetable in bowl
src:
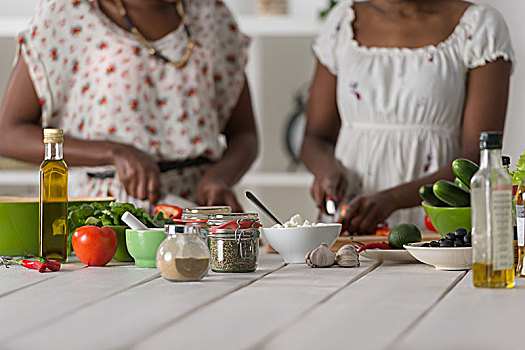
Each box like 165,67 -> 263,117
67,202 -> 173,255
510,150 -> 525,185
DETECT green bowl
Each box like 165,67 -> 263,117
125,229 -> 166,268
422,202 -> 471,237
0,197 -> 114,257
108,225 -> 134,262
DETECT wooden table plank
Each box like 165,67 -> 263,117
0,263 -> 84,297
3,253 -> 285,350
0,264 -> 159,344
133,260 -> 380,350
393,272 -> 525,350
262,263 -> 466,350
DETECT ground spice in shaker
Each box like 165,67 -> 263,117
156,224 -> 210,282
158,257 -> 209,281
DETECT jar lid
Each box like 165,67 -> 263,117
165,223 -> 202,235
183,206 -> 232,215
173,218 -> 208,225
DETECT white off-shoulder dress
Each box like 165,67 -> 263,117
313,0 -> 514,227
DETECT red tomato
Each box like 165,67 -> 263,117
72,226 -> 118,266
424,215 -> 437,232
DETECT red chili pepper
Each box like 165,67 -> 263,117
43,259 -> 61,272
21,260 -> 46,272
357,242 -> 391,253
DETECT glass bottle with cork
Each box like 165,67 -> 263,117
39,128 -> 68,261
471,132 -> 515,288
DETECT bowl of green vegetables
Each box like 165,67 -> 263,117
0,197 -> 114,257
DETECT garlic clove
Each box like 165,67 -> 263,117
305,242 -> 335,268
335,244 -> 360,268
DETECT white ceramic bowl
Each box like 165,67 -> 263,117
404,243 -> 472,270
261,224 -> 341,264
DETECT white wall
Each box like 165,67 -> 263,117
0,0 -> 524,211
484,0 -> 525,167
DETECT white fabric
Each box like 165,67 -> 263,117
313,1 -> 514,227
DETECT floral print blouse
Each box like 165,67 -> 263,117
17,0 -> 250,205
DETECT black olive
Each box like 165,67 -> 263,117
454,240 -> 464,247
440,239 -> 453,247
430,241 -> 439,247
455,228 -> 467,237
422,243 -> 430,247
464,234 -> 472,244
445,233 -> 455,241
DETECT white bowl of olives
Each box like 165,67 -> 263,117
404,228 -> 472,270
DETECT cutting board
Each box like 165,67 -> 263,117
264,231 -> 442,253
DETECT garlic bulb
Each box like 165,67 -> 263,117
335,244 -> 360,268
305,243 -> 335,268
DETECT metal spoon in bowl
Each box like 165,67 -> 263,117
245,191 -> 283,226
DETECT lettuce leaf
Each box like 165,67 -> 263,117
510,150 -> 525,185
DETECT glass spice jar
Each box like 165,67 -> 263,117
183,206 -> 232,217
156,224 -> 210,282
182,206 -> 232,239
171,218 -> 209,242
208,216 -> 261,273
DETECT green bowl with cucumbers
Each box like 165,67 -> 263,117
422,202 -> 471,237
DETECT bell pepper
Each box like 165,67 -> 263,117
424,215 -> 437,232
154,204 -> 183,219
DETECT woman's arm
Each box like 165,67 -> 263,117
344,58 -> 512,233
301,60 -> 348,212
195,77 -> 258,212
0,58 -> 161,203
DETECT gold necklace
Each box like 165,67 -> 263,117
112,0 -> 194,68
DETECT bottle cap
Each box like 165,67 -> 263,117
479,132 -> 502,150
502,156 -> 511,166
43,128 -> 64,144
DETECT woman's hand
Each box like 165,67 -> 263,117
111,145 -> 161,204
342,191 -> 399,234
196,176 -> 243,212
310,160 -> 348,214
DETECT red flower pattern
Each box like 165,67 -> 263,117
19,0 -> 248,201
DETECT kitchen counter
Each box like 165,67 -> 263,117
0,252 -> 521,349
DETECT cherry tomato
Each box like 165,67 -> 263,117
424,215 -> 437,232
72,226 -> 118,266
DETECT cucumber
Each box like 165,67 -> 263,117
433,180 -> 471,207
419,184 -> 447,207
453,177 -> 470,191
452,158 -> 479,189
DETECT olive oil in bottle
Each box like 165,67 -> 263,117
471,132 -> 515,288
516,179 -> 525,277
39,128 -> 68,261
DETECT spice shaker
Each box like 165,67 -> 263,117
156,224 -> 210,282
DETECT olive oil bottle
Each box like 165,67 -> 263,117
471,132 -> 515,288
516,179 -> 525,277
39,128 -> 68,261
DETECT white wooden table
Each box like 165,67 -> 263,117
0,252 -> 522,350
